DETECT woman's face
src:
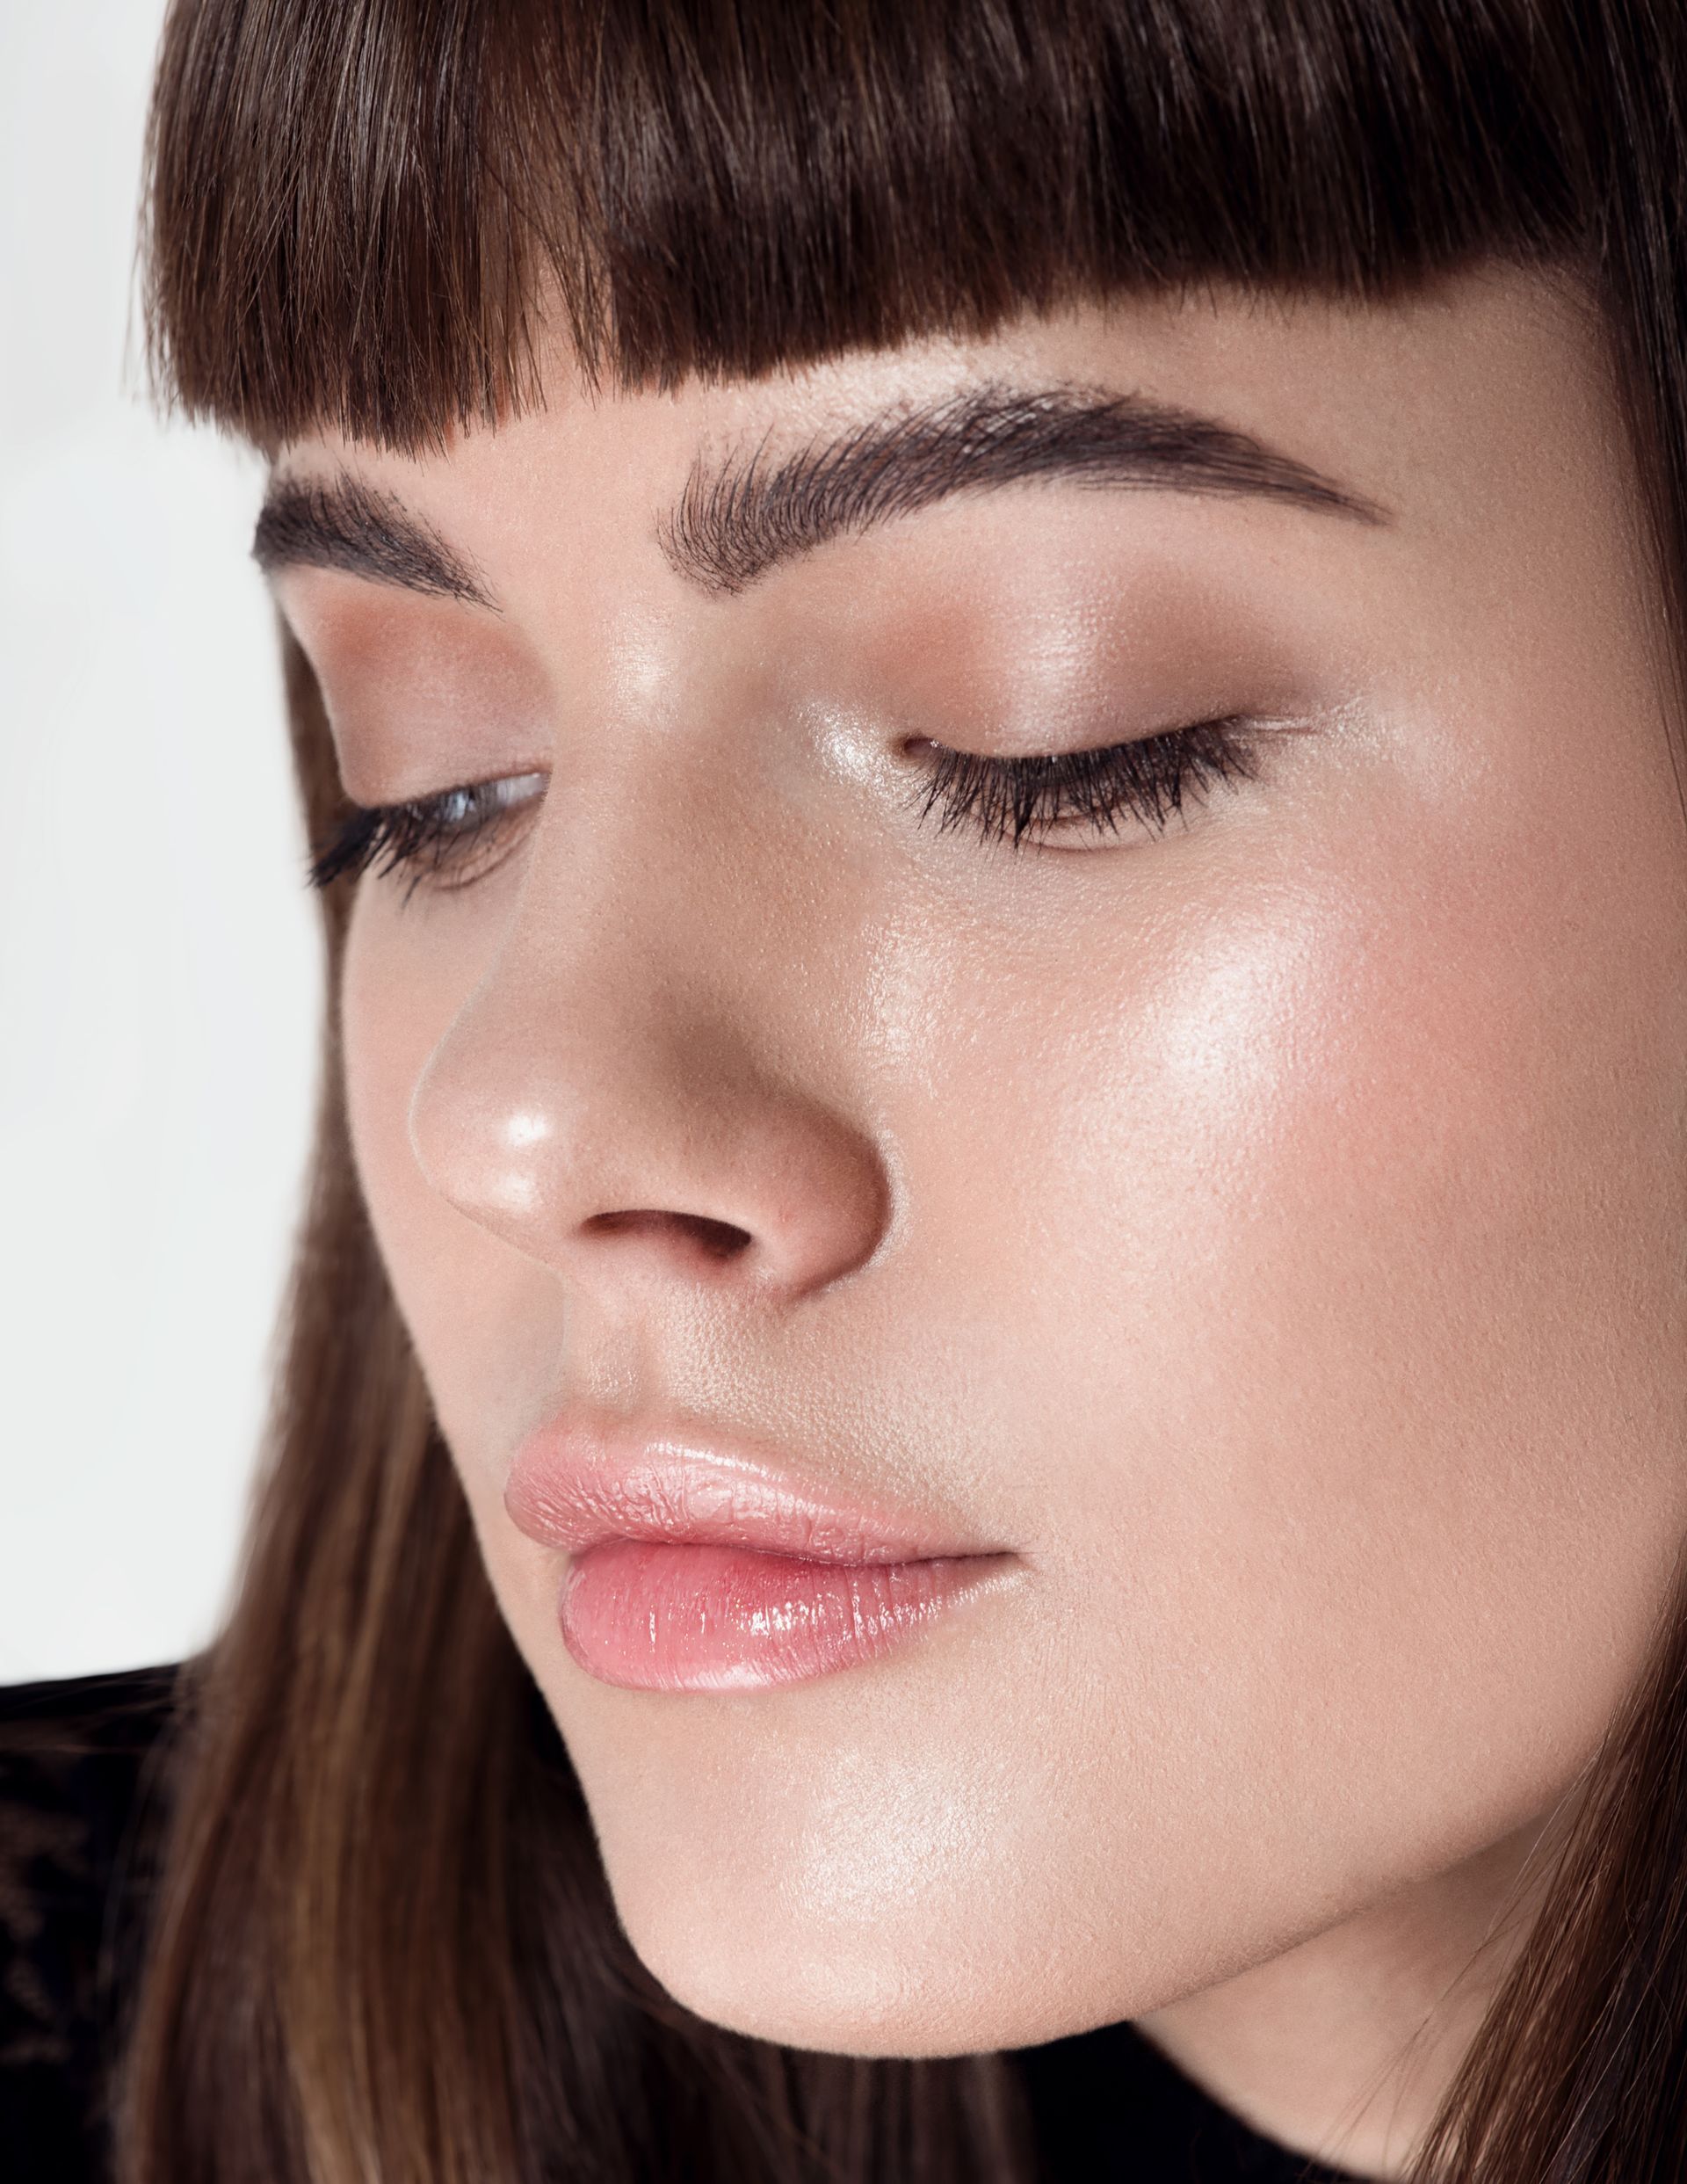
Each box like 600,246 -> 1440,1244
273,265 -> 1687,2054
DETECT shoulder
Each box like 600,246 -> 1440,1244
0,1664 -> 186,2183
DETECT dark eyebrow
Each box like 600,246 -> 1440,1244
252,474 -> 496,609
660,382 -> 1386,596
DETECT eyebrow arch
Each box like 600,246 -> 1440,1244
660,381 -> 1387,596
253,474 -> 496,609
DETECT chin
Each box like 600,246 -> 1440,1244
623,1934 -> 1020,2057
618,1902 -> 1207,2059
597,1825 -> 1182,2059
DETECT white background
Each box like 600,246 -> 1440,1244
1,4 -> 322,1680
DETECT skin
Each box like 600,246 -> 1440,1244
272,265 -> 1687,2180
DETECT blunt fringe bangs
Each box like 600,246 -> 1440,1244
141,0 -> 1613,453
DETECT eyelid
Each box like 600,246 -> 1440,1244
307,767 -> 547,896
307,709 -> 1284,896
906,715 -> 1271,849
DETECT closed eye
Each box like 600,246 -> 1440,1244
908,716 -> 1265,848
307,771 -> 548,899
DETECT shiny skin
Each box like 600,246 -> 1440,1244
274,267 -> 1687,2178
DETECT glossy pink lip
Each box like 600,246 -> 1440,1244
504,1420 -> 1013,1693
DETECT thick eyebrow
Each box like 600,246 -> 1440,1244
660,382 -> 1386,596
252,385 -> 1382,611
252,474 -> 496,609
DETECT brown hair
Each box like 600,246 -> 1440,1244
123,3 -> 1687,2179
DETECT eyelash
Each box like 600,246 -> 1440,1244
909,717 -> 1261,849
307,773 -> 547,898
305,719 -> 1263,896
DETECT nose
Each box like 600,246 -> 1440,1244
405,843 -> 894,1305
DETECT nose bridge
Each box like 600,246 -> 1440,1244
406,763 -> 893,1300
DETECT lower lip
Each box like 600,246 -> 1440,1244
559,1540 -> 1007,1692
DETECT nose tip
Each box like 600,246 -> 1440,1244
407,1027 -> 893,1306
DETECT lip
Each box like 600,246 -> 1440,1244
504,1418 -> 1014,1693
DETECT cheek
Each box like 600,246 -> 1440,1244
931,732 -> 1687,1897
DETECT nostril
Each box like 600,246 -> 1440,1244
688,1215 -> 755,1260
682,1213 -> 755,1262
583,1208 -> 755,1264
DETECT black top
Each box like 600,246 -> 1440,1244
0,1666 -> 1360,2183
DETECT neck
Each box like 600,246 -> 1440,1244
1131,1808 -> 1570,2180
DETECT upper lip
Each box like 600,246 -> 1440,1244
503,1412 -> 995,1565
